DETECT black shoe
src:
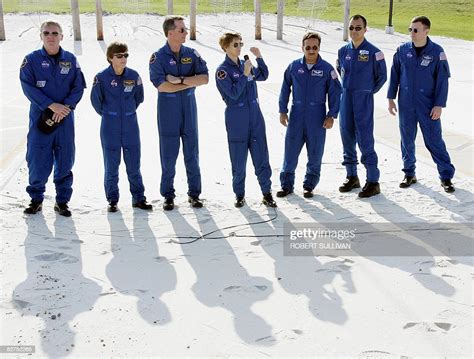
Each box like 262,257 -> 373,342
400,175 -> 417,188
24,200 -> 42,215
234,196 -> 245,208
54,202 -> 71,217
262,193 -> 277,208
133,200 -> 153,210
339,176 -> 361,192
163,198 -> 174,211
276,188 -> 293,198
358,182 -> 381,198
188,196 -> 203,208
303,188 -> 314,198
108,201 -> 118,213
441,179 -> 455,193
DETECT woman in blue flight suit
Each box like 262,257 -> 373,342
215,32 -> 276,208
91,42 -> 152,212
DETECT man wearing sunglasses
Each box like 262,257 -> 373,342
149,16 -> 209,211
387,16 -> 455,193
336,14 -> 387,198
277,32 -> 342,198
20,21 -> 86,216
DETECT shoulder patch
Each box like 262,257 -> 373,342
137,76 -> 142,86
76,60 -> 81,69
375,51 -> 384,61
194,49 -> 201,58
149,53 -> 157,64
331,69 -> 338,80
21,56 -> 28,69
93,75 -> 99,86
216,70 -> 227,80
440,52 -> 447,61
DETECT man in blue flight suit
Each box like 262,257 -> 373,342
278,32 -> 342,199
149,16 -> 209,211
91,41 -> 153,212
337,14 -> 387,198
388,16 -> 455,193
20,21 -> 86,216
215,32 -> 277,208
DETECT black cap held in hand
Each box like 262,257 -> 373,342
37,108 -> 61,134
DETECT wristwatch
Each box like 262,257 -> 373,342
180,76 -> 185,84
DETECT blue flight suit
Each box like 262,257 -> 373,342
337,39 -> 387,182
279,56 -> 342,191
387,38 -> 455,180
20,47 -> 86,204
215,56 -> 272,198
90,66 -> 147,204
149,43 -> 208,199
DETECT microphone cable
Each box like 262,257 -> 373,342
168,206 -> 283,245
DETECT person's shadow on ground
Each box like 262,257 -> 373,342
165,206 -> 276,345
106,210 -> 177,326
13,214 -> 101,357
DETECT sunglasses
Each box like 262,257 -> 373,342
42,31 -> 60,36
175,27 -> 188,33
349,26 -> 363,31
408,27 -> 421,33
233,42 -> 244,48
113,53 -> 129,59
305,45 -> 319,51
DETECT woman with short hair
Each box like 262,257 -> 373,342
91,41 -> 152,212
215,32 -> 276,208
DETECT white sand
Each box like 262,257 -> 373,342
0,13 -> 472,358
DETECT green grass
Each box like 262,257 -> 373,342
3,0 -> 473,40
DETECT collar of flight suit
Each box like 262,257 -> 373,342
40,46 -> 65,60
299,55 -> 323,67
348,38 -> 368,50
106,64 -> 128,77
224,54 -> 243,69
164,41 -> 183,59
409,36 -> 434,55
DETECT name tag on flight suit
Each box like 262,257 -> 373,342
59,61 -> 71,74
123,79 -> 135,92
421,55 -> 433,67
358,50 -> 369,62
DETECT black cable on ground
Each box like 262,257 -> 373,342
169,206 -> 280,244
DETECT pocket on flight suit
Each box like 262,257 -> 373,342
225,106 -> 250,143
158,95 -> 180,137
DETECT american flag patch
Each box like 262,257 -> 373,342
331,70 -> 338,80
440,52 -> 447,61
375,51 -> 384,61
